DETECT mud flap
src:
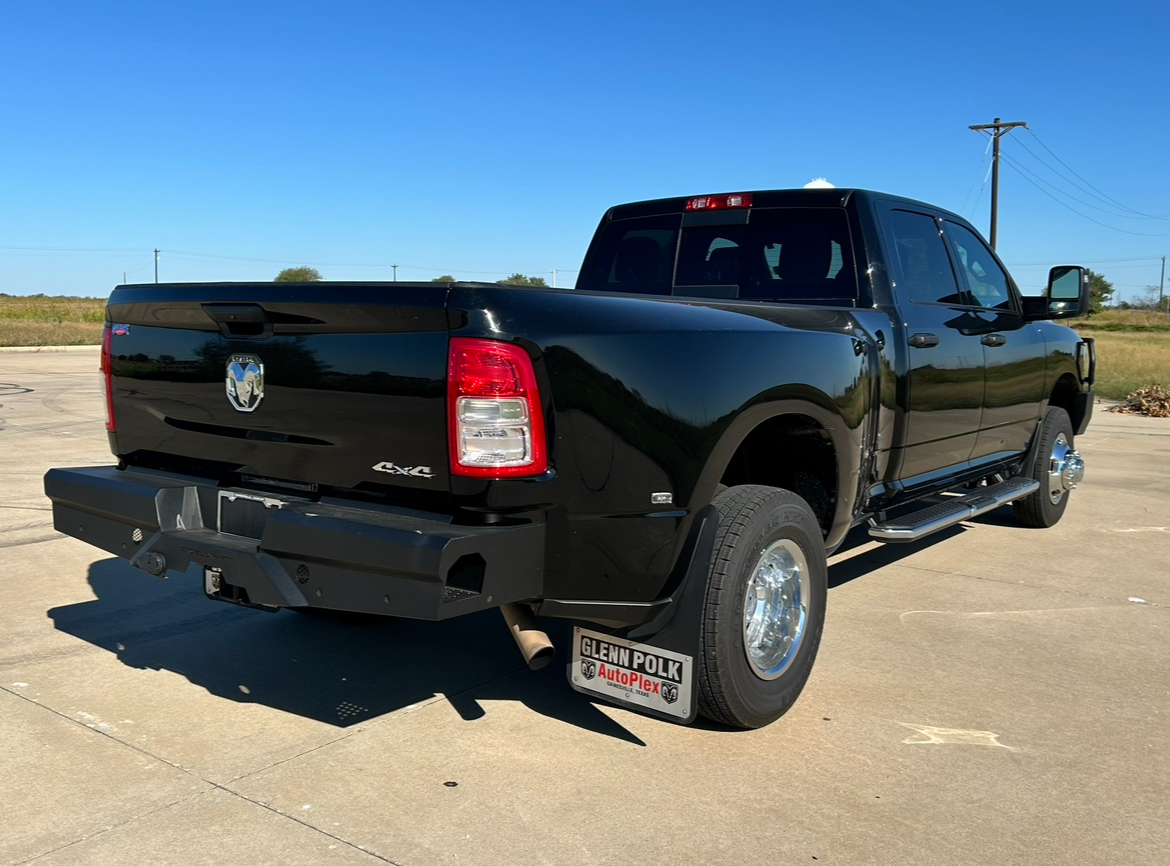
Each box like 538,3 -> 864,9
567,506 -> 717,725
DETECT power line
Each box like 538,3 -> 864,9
1006,256 -> 1162,265
998,146 -> 1159,221
959,135 -> 993,218
0,244 -> 151,253
1022,128 -> 1170,220
0,244 -> 578,278
1000,159 -> 1170,237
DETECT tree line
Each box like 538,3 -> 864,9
274,267 -> 548,287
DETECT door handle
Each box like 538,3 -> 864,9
981,334 -> 1007,347
908,333 -> 939,348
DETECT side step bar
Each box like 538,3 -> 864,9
868,477 -> 1040,543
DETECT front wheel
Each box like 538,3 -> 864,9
697,485 -> 828,729
1013,407 -> 1084,528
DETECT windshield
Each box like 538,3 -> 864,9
578,207 -> 857,305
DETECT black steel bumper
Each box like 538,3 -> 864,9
44,466 -> 544,619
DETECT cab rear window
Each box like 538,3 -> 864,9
577,207 -> 858,305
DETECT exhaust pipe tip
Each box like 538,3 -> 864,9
525,643 -> 555,671
500,603 -> 555,671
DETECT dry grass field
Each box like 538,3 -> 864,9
1072,310 -> 1170,400
0,295 -> 105,346
1072,329 -> 1170,399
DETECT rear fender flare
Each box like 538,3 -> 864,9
691,398 -> 861,550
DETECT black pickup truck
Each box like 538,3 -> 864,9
45,188 -> 1095,729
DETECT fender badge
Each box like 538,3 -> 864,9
373,462 -> 435,479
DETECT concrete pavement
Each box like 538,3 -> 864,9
1,348 -> 1167,865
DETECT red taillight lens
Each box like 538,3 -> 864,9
100,323 -> 115,432
685,193 -> 753,211
448,338 -> 547,478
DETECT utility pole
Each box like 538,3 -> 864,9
392,264 -> 398,282
123,271 -> 127,285
1160,255 -> 1166,314
551,269 -> 557,288
154,249 -> 160,283
968,117 -> 1027,249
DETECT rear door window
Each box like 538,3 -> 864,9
883,210 -> 966,306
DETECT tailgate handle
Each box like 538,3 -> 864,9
202,304 -> 273,339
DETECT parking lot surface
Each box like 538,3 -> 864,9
1,348 -> 1167,865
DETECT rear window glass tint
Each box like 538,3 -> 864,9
674,208 -> 857,303
577,215 -> 679,295
577,207 -> 857,305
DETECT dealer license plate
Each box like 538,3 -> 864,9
570,627 -> 693,721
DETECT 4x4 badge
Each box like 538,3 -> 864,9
226,355 -> 264,412
373,462 -> 435,478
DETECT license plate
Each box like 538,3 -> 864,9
217,491 -> 283,539
570,627 -> 693,721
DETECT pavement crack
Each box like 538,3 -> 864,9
209,783 -> 408,865
13,789 -> 210,866
1,683 -> 406,865
223,663 -> 529,786
952,571 -> 1166,608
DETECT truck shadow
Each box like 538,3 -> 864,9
48,558 -> 647,746
827,522 -> 964,588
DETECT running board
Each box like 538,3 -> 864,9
868,477 -> 1040,543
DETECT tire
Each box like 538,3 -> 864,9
697,485 -> 828,729
1013,407 -> 1080,528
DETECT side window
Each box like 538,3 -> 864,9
884,210 -> 965,306
942,222 -> 1014,311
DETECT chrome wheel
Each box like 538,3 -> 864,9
742,539 -> 808,680
1047,432 -> 1085,504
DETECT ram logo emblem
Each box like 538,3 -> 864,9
226,355 -> 264,412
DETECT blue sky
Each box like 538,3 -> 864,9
2,0 -> 1168,302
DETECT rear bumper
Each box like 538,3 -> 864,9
44,466 -> 544,620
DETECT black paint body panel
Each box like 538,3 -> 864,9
50,190 -> 1091,620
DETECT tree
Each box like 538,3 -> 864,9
1120,286 -> 1163,311
431,275 -> 456,282
274,266 -> 322,282
497,273 -> 548,287
1086,269 -> 1113,314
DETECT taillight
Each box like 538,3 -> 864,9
448,338 -> 547,478
100,323 -> 115,432
685,193 -> 753,211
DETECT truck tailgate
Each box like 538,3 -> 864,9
106,283 -> 451,494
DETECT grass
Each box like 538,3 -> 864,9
1074,308 -> 1170,332
0,294 -> 105,346
1071,329 -> 1170,400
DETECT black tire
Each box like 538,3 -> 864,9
1013,407 -> 1076,528
697,485 -> 828,729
